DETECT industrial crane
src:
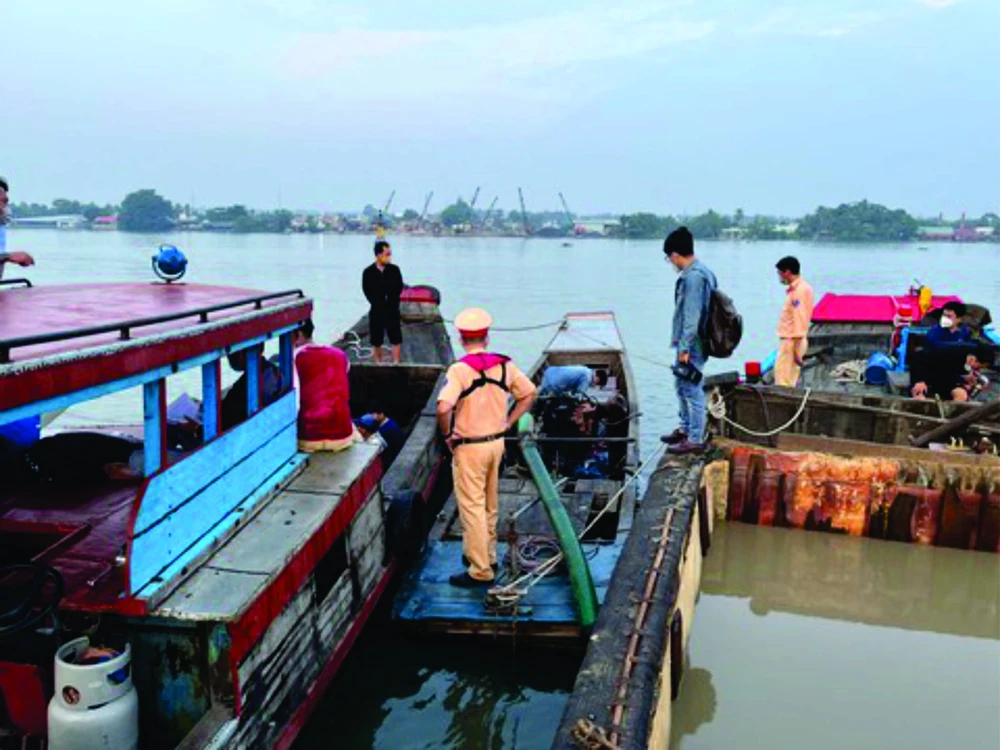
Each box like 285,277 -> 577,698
469,186 -> 480,212
559,192 -> 574,232
419,191 -> 434,226
374,189 -> 395,238
518,187 -> 532,236
480,196 -> 498,230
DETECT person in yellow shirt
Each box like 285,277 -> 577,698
774,256 -> 815,387
436,308 -> 537,587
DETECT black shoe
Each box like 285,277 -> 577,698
462,555 -> 499,572
449,572 -> 493,588
660,428 -> 688,445
667,439 -> 706,456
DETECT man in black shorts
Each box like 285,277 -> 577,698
362,240 -> 404,364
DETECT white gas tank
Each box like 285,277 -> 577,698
48,637 -> 139,750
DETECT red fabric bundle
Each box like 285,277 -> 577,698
295,345 -> 353,442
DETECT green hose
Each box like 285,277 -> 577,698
517,414 -> 599,628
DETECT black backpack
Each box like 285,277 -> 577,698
702,289 -> 743,358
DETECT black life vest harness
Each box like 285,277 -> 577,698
450,352 -> 511,446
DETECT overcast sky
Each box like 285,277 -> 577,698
3,0 -> 998,216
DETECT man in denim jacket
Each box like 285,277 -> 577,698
661,227 -> 717,455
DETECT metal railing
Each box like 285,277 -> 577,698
0,289 -> 305,364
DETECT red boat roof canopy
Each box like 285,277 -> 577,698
812,293 -> 962,324
0,282 -> 311,414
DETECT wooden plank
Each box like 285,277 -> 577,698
202,360 -> 221,442
130,394 -> 299,595
155,567 -> 269,620
237,581 -> 315,685
134,393 -> 297,534
775,434 -> 1000,468
287,442 -> 381,495
143,378 -> 165,476
546,312 -> 623,353
200,491 -> 339,575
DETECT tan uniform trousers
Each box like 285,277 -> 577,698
452,438 -> 505,581
775,337 -> 808,387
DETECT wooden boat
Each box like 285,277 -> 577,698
553,454 -> 711,749
710,289 -> 1000,449
394,311 -> 639,641
0,282 -> 451,748
704,287 -> 1000,553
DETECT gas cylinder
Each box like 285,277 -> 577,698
47,637 -> 138,750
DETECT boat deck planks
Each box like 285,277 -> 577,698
394,310 -> 639,639
394,540 -> 622,627
153,442 -> 381,621
286,443 -> 381,496
545,312 -> 624,354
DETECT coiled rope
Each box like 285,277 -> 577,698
341,330 -> 374,360
706,386 -> 812,438
487,442 -> 668,606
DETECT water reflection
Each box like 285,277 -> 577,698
673,524 -> 1000,750
295,626 -> 581,750
704,523 -> 1000,639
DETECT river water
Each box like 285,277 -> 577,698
10,230 -> 1000,748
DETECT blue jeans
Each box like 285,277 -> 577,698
674,346 -> 707,443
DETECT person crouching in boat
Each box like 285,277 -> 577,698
538,365 -> 609,398
910,301 -> 978,402
774,256 -> 815,388
295,318 -> 358,452
436,308 -> 536,587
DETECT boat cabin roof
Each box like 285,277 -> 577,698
545,312 -> 623,354
0,282 -> 311,414
813,293 -> 961,324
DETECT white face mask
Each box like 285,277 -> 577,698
940,316 -> 955,329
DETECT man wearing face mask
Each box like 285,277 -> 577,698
911,301 -> 975,401
774,256 -> 815,387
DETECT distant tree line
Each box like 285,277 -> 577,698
11,191 -> 997,243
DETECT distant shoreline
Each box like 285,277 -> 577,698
8,225 -> 999,245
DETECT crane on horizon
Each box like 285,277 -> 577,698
559,192 -> 574,232
375,189 -> 395,238
419,191 -> 434,226
481,196 -> 498,231
518,188 -> 532,236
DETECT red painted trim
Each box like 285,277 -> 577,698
274,561 -> 398,750
158,380 -> 168,468
227,458 -> 382,667
0,304 -> 311,412
0,662 -> 48,735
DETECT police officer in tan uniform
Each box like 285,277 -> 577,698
437,308 -> 536,587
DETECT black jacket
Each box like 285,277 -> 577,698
362,263 -> 404,312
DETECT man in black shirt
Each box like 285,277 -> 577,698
362,240 -> 404,364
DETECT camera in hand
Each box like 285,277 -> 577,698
671,361 -> 703,384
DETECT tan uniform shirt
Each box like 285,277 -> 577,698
777,278 -> 815,339
438,350 -> 536,438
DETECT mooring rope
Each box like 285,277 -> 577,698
707,386 -> 812,438
341,330 -> 375,360
487,442 -> 667,604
